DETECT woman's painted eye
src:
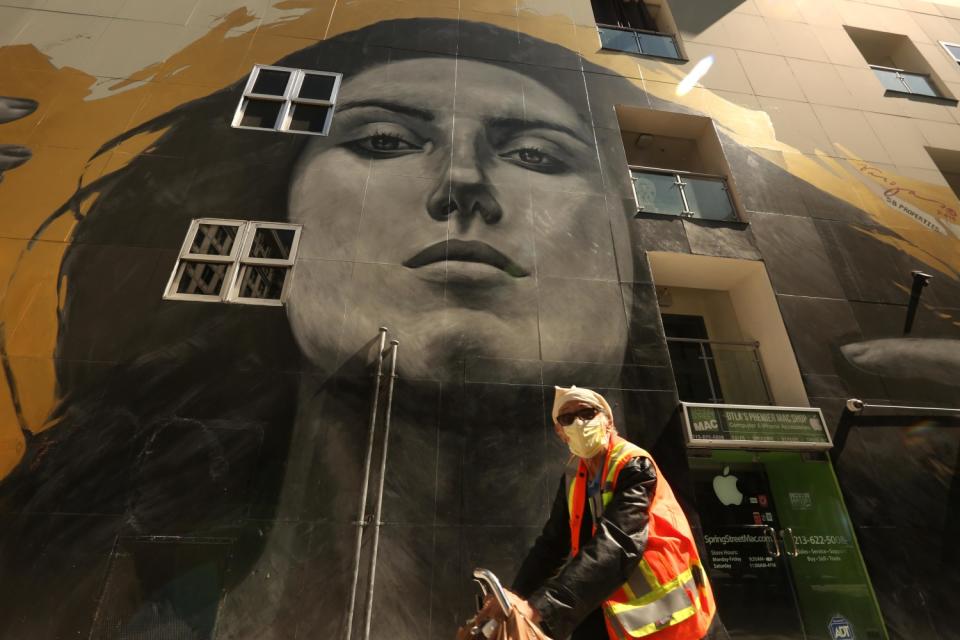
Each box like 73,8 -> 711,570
368,134 -> 418,152
501,146 -> 567,174
348,129 -> 423,157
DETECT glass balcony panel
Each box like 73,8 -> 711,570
710,344 -> 772,406
683,175 -> 737,221
901,72 -> 940,97
599,27 -> 640,54
871,66 -> 906,92
632,170 -> 686,216
637,32 -> 681,60
667,339 -> 772,405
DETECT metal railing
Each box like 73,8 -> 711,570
597,24 -> 682,60
631,166 -> 738,222
869,64 -> 941,98
666,337 -> 773,406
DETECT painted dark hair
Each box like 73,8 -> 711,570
0,18 -> 666,636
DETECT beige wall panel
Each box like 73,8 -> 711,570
753,0 -> 804,22
42,0 -> 125,17
899,0 -> 946,16
671,42 -> 754,94
566,0 -> 598,27
0,7 -> 31,45
917,118 -> 960,149
835,65 -> 913,115
721,13 -> 781,54
186,0 -> 269,32
467,0 -> 519,18
736,50 -> 806,100
768,19 -> 831,63
893,91 -> 957,123
894,165 -> 951,184
915,41 -> 960,83
82,21 -> 195,80
911,11 -> 960,43
864,111 -> 940,169
814,26 -> 871,67
787,57 -> 861,108
798,0 -> 846,26
710,89 -> 763,111
933,4 -> 960,20
838,1 -> 930,43
731,0 -> 761,16
757,96 -> 835,154
812,104 -> 894,162
117,0 -> 201,26
10,10 -> 110,70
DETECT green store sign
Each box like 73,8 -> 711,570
682,402 -> 833,451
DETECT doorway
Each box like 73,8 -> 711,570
691,451 -> 887,640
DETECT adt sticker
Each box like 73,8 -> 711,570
829,615 -> 855,640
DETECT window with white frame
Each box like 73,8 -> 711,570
164,219 -> 301,305
941,41 -> 960,65
232,65 -> 341,136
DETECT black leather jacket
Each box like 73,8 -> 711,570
512,456 -> 658,640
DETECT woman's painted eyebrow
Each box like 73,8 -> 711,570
487,116 -> 591,146
335,99 -> 435,121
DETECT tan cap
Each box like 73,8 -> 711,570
552,385 -> 614,425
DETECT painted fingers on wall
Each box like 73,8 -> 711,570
0,96 -> 37,184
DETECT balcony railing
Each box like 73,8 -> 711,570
597,24 -> 682,60
869,64 -> 941,98
631,166 -> 738,222
667,337 -> 773,406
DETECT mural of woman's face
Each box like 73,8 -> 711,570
286,57 -> 626,380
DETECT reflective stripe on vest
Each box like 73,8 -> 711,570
566,437 -> 715,639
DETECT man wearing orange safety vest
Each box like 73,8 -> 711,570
504,386 -> 716,640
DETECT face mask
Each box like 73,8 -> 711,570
562,415 -> 609,458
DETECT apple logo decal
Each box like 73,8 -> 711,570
713,466 -> 744,506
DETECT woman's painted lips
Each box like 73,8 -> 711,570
403,239 -> 529,277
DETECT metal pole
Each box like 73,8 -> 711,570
362,340 -> 399,640
903,270 -> 932,335
830,399 -> 863,464
344,327 -> 388,640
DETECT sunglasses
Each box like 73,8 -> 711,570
556,406 -> 600,427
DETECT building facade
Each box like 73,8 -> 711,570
0,0 -> 958,638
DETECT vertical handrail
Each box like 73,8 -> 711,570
699,341 -> 720,403
362,339 -> 399,640
344,327 -> 388,640
752,346 -> 775,406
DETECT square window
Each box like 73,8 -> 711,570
249,227 -> 297,261
189,223 -> 239,256
299,73 -> 337,100
165,219 -> 301,305
251,68 -> 291,96
236,265 -> 288,300
942,42 -> 960,63
233,65 -> 342,136
175,262 -> 229,296
239,99 -> 282,130
287,104 -> 331,135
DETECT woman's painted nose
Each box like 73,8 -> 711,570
426,127 -> 503,227
427,181 -> 503,225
